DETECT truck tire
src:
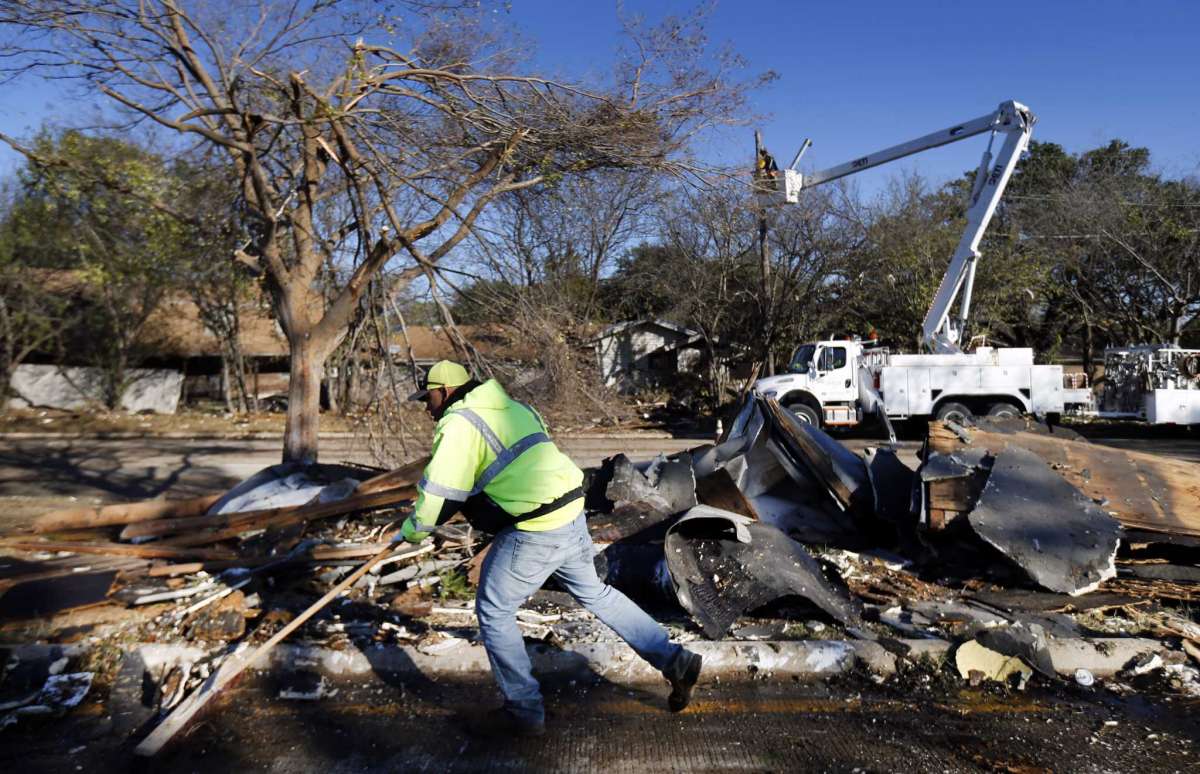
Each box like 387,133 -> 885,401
935,401 -> 973,425
786,403 -> 821,426
986,402 -> 1021,419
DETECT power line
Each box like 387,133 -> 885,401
1005,194 -> 1200,209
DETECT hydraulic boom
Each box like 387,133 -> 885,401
767,100 -> 1036,353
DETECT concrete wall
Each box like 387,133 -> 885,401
8,364 -> 184,414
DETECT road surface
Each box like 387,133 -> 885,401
9,672 -> 1197,772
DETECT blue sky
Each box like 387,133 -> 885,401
1,0 -> 1197,195
513,0 -> 1200,192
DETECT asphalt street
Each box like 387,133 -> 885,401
8,673 -> 1198,772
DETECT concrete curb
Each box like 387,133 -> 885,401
67,636 -> 1164,686
3,636 -> 1168,685
264,637 -> 1167,683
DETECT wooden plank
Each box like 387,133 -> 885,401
147,562 -> 206,577
121,485 -> 415,543
0,539 -> 236,561
356,456 -> 429,495
0,554 -> 141,584
961,427 -> 1200,539
33,493 -> 223,534
926,474 -> 988,512
134,542 -> 411,757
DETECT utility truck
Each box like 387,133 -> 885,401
1098,345 -> 1200,425
753,100 -> 1094,428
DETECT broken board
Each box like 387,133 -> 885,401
930,422 -> 1200,540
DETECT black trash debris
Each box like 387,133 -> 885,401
967,446 -> 1121,596
662,505 -> 861,639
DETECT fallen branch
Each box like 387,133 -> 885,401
120,486 -> 416,543
0,539 -> 236,561
33,493 -> 223,533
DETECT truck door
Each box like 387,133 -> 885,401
815,345 -> 856,404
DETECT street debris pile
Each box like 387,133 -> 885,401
585,396 -> 1200,694
2,394 -> 1200,748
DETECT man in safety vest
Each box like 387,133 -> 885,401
399,360 -> 702,738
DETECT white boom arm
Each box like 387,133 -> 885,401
773,100 -> 1036,353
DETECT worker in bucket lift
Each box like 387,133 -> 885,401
398,360 -> 702,738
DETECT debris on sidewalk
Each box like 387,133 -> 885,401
955,640 -> 1033,688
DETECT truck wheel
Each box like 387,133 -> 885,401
786,403 -> 821,426
986,402 -> 1021,419
935,401 -> 973,425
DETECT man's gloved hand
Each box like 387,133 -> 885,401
396,517 -> 431,544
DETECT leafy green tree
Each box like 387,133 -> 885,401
0,181 -> 74,399
7,130 -> 190,407
833,174 -> 964,350
1002,140 -> 1200,372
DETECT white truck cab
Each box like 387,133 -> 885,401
756,341 -> 867,426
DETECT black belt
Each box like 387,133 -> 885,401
460,485 -> 585,533
511,485 -> 585,524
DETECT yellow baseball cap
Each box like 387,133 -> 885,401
408,360 -> 471,401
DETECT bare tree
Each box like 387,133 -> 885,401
0,1 -> 766,461
1007,140 -> 1200,361
766,182 -> 859,357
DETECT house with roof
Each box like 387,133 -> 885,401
594,318 -> 706,391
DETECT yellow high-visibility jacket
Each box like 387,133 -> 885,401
404,379 -> 583,538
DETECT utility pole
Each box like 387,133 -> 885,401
754,129 -> 775,376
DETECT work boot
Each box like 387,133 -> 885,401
663,649 -> 702,712
463,706 -> 546,739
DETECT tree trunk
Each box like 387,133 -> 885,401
283,336 -> 323,463
251,362 -> 260,413
1082,322 -> 1095,383
346,357 -> 360,411
325,365 -> 339,415
220,357 -> 234,413
231,347 -> 250,413
107,346 -> 129,410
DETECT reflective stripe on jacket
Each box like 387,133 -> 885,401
406,379 -> 583,537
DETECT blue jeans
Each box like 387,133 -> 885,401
475,513 -> 681,723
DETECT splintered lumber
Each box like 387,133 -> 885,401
0,556 -> 146,592
134,542 -> 408,757
0,539 -> 237,561
120,485 -> 416,543
147,562 -> 206,577
33,493 -> 224,534
356,455 -> 429,495
929,422 -> 1200,539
